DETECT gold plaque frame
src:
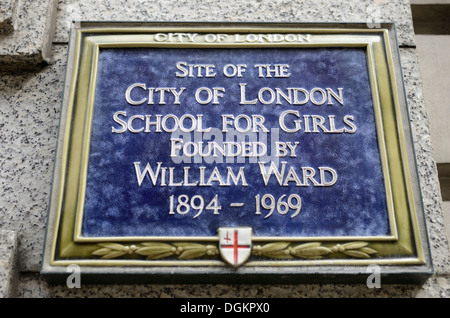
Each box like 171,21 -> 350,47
41,22 -> 432,283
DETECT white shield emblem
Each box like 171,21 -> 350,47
218,227 -> 252,267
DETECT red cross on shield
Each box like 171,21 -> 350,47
218,227 -> 252,267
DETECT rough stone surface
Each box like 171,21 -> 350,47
0,230 -> 18,297
54,0 -> 416,46
0,0 -> 58,70
442,202 -> 450,248
15,273 -> 450,297
399,47 -> 450,275
0,0 -> 17,34
415,35 -> 450,163
0,44 -> 65,272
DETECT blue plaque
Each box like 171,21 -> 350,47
82,47 -> 389,239
42,23 -> 432,284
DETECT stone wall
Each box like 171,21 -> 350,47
1,0 -> 449,297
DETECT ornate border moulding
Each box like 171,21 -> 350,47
41,22 -> 433,284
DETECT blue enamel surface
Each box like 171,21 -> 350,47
81,47 -> 390,238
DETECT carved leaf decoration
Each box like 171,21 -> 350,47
292,242 -> 322,250
261,242 -> 290,253
92,248 -> 113,256
102,251 -> 128,259
342,242 -> 369,249
99,243 -> 127,250
360,247 -> 378,255
260,242 -> 291,251
135,243 -> 175,260
92,243 -> 130,259
179,243 -> 219,259
91,240 -> 378,261
256,242 -> 293,259
291,244 -> 332,259
342,250 -> 371,258
173,243 -> 204,248
179,248 -> 207,259
339,242 -> 378,258
174,243 -> 208,259
92,242 -> 219,260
